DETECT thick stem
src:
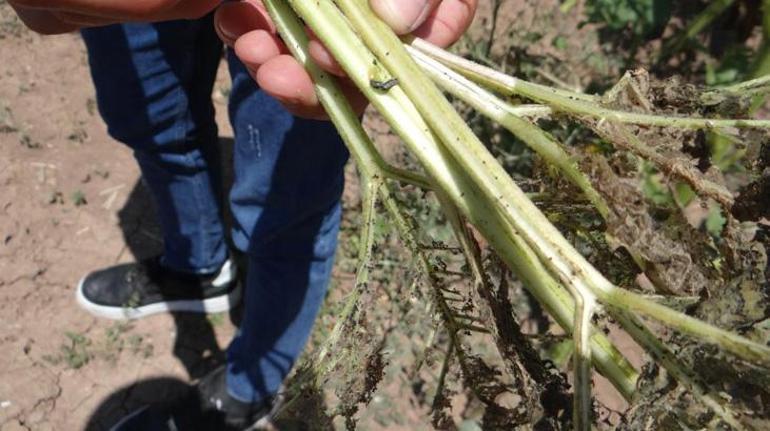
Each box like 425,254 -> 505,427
334,0 -> 613,322
613,309 -> 747,430
316,177 -> 381,372
716,74 -> 770,96
262,0 -> 637,410
412,38 -> 770,130
282,0 -> 639,399
605,287 -> 770,367
410,46 -> 609,218
572,295 -> 595,431
265,4 -> 767,428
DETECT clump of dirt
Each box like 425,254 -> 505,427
335,337 -> 388,430
582,152 -> 719,296
733,175 -> 770,221
573,69 -> 770,429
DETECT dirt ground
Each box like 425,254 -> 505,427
0,3 -> 245,429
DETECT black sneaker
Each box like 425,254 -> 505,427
76,256 -> 240,320
110,365 -> 280,431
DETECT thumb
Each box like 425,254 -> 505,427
369,0 -> 441,34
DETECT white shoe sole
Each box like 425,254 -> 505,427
75,277 -> 242,320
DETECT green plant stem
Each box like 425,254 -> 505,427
595,122 -> 734,209
606,287 -> 770,366
279,0 -> 639,398
381,165 -> 432,189
317,0 -> 769,369
410,46 -> 609,218
262,0 -> 639,414
613,309 -> 746,430
412,38 -> 770,130
572,294 -> 595,431
432,336 -> 455,410
267,0 -> 760,428
334,0 -> 608,311
752,0 -> 770,80
658,0 -> 736,61
716,74 -> 770,95
748,0 -> 770,111
356,0 -> 770,368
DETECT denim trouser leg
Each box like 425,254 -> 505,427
81,18 -> 228,274
82,18 -> 350,403
225,54 -> 349,402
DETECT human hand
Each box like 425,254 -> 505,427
215,0 -> 478,119
9,0 -> 221,34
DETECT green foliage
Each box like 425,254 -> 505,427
640,162 -> 674,206
705,205 -> 727,236
708,130 -> 745,172
706,45 -> 754,86
71,190 -> 87,206
43,331 -> 92,369
583,0 -> 672,37
41,324 -> 153,369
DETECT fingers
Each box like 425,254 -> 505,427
10,0 -> 220,21
369,0 -> 441,35
370,0 -> 477,47
214,0 -> 273,46
233,29 -> 287,70
216,3 -> 329,118
308,38 -> 346,77
9,5 -> 80,34
255,55 -> 324,118
237,38 -> 365,119
10,0 -> 221,33
410,0 -> 478,47
219,0 -> 478,119
217,0 -> 358,118
216,1 -> 316,111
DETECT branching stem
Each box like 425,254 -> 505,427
410,46 -> 609,218
262,2 -> 770,429
412,38 -> 770,130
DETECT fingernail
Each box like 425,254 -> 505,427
214,4 -> 240,43
216,2 -> 271,44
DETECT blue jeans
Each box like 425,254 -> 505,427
81,15 -> 349,403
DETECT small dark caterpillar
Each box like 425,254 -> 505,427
370,78 -> 399,91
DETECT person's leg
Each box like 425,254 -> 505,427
107,39 -> 350,431
225,53 -> 349,403
78,16 -> 237,319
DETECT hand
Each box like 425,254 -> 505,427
215,0 -> 478,119
9,0 -> 221,34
